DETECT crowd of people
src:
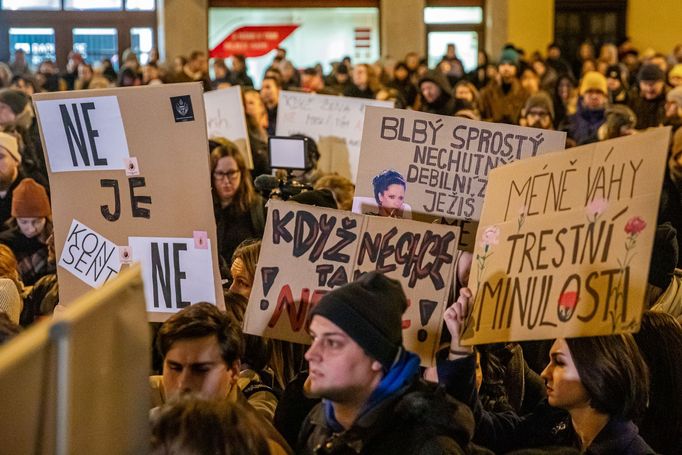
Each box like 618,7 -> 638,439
0,36 -> 682,454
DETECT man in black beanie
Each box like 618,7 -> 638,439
297,271 -> 477,455
628,63 -> 668,129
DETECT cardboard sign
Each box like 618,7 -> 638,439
203,85 -> 254,169
33,83 -> 223,321
462,128 -> 670,345
129,236 -> 215,312
275,91 -> 394,181
243,200 -> 460,364
34,96 -> 130,172
58,219 -> 121,288
0,266 -> 149,455
353,107 -> 566,249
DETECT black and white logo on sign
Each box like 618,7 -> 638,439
170,95 -> 194,122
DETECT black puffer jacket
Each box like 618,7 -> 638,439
297,378 -> 491,455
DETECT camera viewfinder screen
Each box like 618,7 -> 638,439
269,137 -> 307,170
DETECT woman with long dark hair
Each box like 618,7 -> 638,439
553,73 -> 578,129
210,140 -> 265,274
439,287 -> 655,454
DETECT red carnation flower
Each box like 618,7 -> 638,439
624,216 -> 646,235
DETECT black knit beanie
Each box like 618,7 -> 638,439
311,271 -> 407,369
638,63 -> 664,82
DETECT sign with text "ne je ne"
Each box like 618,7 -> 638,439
33,83 -> 222,321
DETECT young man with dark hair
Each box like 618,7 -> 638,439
260,75 -> 281,136
151,302 -> 292,453
154,302 -> 243,403
230,54 -> 254,88
298,272 -> 477,454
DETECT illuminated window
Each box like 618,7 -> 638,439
427,31 -> 479,72
2,0 -> 154,11
73,28 -> 118,65
2,0 -> 59,10
126,0 -> 155,11
64,0 -> 122,10
9,28 -> 56,68
131,28 -> 154,64
423,7 -> 483,25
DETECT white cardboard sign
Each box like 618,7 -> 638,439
34,96 -> 130,173
58,219 -> 121,288
276,91 -> 394,181
129,236 -> 216,313
203,86 -> 254,168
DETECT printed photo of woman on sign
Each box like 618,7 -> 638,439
372,169 -> 411,218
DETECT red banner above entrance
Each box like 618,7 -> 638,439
209,25 -> 299,58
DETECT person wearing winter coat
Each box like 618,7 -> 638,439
437,288 -> 656,455
0,178 -> 55,286
564,71 -> 608,145
297,272 -> 483,455
478,49 -> 530,124
418,70 -> 458,116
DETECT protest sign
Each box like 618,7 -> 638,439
353,107 -> 566,249
243,199 -> 460,364
0,265 -> 149,455
59,219 -> 121,288
34,95 -> 130,172
129,236 -> 215,312
203,86 -> 253,168
275,91 -> 393,181
462,128 -> 670,345
33,83 -> 222,321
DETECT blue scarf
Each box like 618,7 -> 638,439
324,350 -> 421,432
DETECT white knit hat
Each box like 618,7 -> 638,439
0,278 -> 22,324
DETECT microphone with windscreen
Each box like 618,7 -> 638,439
254,174 -> 281,194
253,174 -> 311,200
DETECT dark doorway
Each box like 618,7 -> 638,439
554,0 -> 627,71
